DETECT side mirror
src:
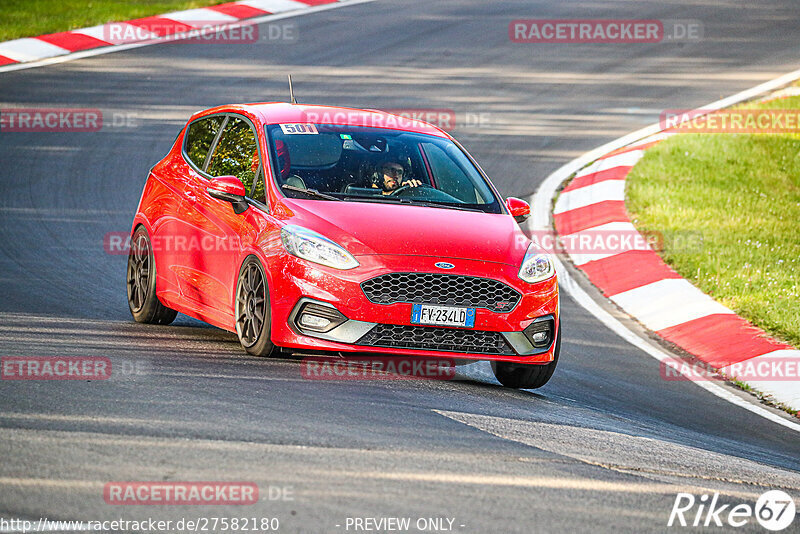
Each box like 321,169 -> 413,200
505,197 -> 531,224
207,176 -> 248,214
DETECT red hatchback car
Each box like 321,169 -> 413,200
127,103 -> 560,388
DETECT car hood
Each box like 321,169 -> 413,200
280,199 -> 530,266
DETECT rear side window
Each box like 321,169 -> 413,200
184,116 -> 224,169
207,117 -> 260,198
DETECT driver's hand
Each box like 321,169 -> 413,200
402,179 -> 422,188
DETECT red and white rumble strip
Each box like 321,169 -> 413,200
553,132 -> 800,410
0,0 -> 347,67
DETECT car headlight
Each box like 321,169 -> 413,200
280,225 -> 359,270
518,244 -> 555,283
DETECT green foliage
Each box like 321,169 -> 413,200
626,96 -> 800,347
0,0 -> 230,42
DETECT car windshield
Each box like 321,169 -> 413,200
265,124 -> 502,213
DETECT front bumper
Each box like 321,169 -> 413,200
265,253 -> 559,364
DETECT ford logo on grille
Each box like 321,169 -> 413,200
435,262 -> 455,269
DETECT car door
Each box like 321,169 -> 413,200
166,114 -> 227,310
183,114 -> 268,320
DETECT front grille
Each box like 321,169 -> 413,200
361,273 -> 521,312
357,324 -> 514,355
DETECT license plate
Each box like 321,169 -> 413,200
411,304 -> 475,328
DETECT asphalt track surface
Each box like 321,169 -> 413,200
1,1 -> 800,532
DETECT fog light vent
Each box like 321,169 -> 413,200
299,314 -> 332,330
523,317 -> 554,349
295,302 -> 347,333
531,331 -> 548,344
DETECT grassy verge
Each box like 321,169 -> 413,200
0,0 -> 230,42
626,96 -> 800,349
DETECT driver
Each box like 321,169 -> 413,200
372,159 -> 422,195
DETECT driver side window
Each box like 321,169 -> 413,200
207,117 -> 265,202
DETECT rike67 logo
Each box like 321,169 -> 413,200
669,490 -> 796,531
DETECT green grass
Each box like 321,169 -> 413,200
0,0 -> 230,42
626,95 -> 800,348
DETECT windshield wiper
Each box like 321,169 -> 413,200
342,195 -> 483,212
405,201 -> 483,212
343,195 -> 413,204
281,184 -> 341,201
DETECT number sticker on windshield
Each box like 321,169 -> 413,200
279,123 -> 318,135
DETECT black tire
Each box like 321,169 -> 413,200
127,226 -> 177,325
234,255 -> 276,357
492,324 -> 561,389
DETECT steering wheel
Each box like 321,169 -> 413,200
388,183 -> 431,196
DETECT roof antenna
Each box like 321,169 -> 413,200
288,74 -> 297,104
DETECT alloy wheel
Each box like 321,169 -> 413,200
236,261 -> 267,347
127,233 -> 151,313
